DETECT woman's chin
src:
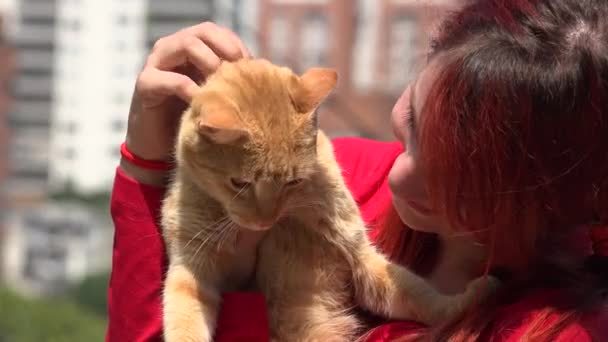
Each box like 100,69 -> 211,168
393,200 -> 441,233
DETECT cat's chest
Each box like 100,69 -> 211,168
256,219 -> 351,291
219,230 -> 267,291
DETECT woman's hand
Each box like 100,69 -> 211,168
122,22 -> 250,186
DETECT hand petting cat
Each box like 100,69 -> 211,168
122,22 -> 251,187
120,22 -> 267,293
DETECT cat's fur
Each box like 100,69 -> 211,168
161,59 -> 496,342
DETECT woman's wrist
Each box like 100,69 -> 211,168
119,157 -> 169,187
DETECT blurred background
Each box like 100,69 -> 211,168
0,0 -> 457,340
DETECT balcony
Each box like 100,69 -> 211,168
18,50 -> 54,72
9,100 -> 51,127
17,25 -> 55,48
21,1 -> 56,21
14,76 -> 53,99
148,0 -> 212,19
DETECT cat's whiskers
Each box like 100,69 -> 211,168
216,222 -> 238,252
231,186 -> 247,201
189,218 -> 234,265
184,215 -> 230,250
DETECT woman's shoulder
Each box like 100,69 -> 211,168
331,137 -> 402,225
331,137 -> 402,193
332,137 -> 402,168
489,289 -> 607,341
365,289 -> 607,342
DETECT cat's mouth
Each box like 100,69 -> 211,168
231,216 -> 275,231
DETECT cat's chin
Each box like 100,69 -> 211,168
230,217 -> 274,232
241,224 -> 274,232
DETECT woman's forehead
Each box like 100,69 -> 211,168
413,61 -> 442,118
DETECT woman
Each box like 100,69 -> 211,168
108,0 -> 608,341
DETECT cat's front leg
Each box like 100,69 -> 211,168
434,274 -> 501,322
163,262 -> 221,342
350,241 -> 500,325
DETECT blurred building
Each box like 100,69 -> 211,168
48,0 -> 148,194
258,0 -> 456,140
0,13 -> 16,280
2,203 -> 111,297
214,0 -> 259,56
0,0 -> 19,39
48,0 -> 215,194
146,0 -> 214,48
0,9 -> 15,192
6,0 -> 459,196
6,0 -> 56,205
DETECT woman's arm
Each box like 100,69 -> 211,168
107,164 -> 270,342
107,22 -> 269,341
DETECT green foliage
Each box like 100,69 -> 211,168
0,287 -> 106,342
72,273 -> 110,317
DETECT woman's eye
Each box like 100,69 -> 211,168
230,178 -> 251,190
285,179 -> 304,187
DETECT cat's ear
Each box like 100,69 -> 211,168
196,102 -> 249,145
290,68 -> 338,114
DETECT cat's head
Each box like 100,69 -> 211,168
177,59 -> 337,231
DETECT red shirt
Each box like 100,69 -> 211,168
107,137 -> 605,341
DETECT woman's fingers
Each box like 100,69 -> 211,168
219,25 -> 252,58
136,67 -> 199,104
185,22 -> 246,61
135,22 -> 252,106
147,22 -> 246,72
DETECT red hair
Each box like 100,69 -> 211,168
376,0 -> 608,340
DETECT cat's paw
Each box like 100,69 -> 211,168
422,275 -> 501,325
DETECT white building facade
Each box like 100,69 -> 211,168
48,0 -> 148,193
6,0 -> 57,203
2,203 -> 111,296
49,0 -> 215,194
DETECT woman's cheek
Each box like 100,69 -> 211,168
388,153 -> 416,199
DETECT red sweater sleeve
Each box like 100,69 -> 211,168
107,167 -> 268,342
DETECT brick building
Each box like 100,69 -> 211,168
0,14 -> 16,280
257,0 -> 457,140
0,15 -> 14,194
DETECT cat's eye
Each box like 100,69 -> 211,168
285,179 -> 304,187
230,178 -> 251,190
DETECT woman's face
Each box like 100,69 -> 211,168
388,64 -> 449,234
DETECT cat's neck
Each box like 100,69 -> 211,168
177,168 -> 226,215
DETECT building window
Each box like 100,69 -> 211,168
301,13 -> 329,70
114,92 -> 127,105
117,14 -> 129,26
114,65 -> 126,78
116,40 -> 127,51
64,148 -> 75,160
269,15 -> 289,66
110,146 -> 120,159
65,121 -> 77,135
71,19 -> 81,32
111,119 -> 125,133
388,16 -> 417,92
23,246 -> 68,284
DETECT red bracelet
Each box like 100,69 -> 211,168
120,142 -> 173,171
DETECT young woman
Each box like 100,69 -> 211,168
108,0 -> 608,340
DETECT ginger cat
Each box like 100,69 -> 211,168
161,59 -> 496,342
